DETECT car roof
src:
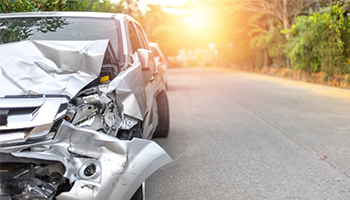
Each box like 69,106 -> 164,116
0,11 -> 129,20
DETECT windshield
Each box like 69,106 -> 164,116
0,17 -> 122,60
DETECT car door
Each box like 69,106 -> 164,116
126,20 -> 158,139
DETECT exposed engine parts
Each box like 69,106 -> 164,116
65,86 -> 140,138
65,87 -> 122,137
0,157 -> 68,200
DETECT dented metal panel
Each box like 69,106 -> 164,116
104,64 -> 148,121
0,39 -> 148,121
0,12 -> 171,200
0,121 -> 172,200
0,40 -> 108,98
0,39 -> 171,199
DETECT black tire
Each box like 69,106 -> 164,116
130,184 -> 143,200
153,91 -> 170,138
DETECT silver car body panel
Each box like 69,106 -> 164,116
0,40 -> 168,199
0,40 -> 107,98
0,39 -> 148,121
149,42 -> 168,86
0,121 -> 172,200
0,12 -> 171,200
102,63 -> 147,121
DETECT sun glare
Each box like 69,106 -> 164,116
138,0 -> 189,14
183,8 -> 210,29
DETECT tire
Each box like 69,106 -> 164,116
130,183 -> 145,200
153,91 -> 170,138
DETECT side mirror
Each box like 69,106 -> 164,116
137,49 -> 155,71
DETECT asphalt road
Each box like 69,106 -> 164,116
146,67 -> 350,200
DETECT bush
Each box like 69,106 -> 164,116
287,4 -> 350,76
0,0 -> 123,13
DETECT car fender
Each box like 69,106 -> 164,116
1,121 -> 172,200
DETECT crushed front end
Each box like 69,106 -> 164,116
0,116 -> 171,200
0,40 -> 172,200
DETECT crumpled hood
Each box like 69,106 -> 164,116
0,40 -> 109,98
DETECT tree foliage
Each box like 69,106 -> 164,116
0,0 -> 126,13
288,4 -> 350,76
229,0 -> 336,69
248,13 -> 286,68
142,0 -> 253,64
231,0 -> 333,39
141,4 -> 181,56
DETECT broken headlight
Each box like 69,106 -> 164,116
64,87 -> 122,137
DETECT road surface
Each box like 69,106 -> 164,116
146,68 -> 350,199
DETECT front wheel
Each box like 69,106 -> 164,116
153,91 -> 170,138
130,182 -> 145,200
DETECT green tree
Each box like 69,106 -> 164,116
142,4 -> 184,56
142,0 -> 254,65
231,0 -> 333,40
248,13 -> 286,68
288,4 -> 350,76
0,0 -> 126,13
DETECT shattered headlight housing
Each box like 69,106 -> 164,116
64,86 -> 124,137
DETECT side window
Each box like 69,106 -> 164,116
128,22 -> 141,53
135,24 -> 149,50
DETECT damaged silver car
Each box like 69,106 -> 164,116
0,12 -> 171,200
